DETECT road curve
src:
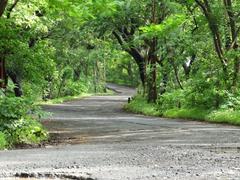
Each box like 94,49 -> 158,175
0,84 -> 240,179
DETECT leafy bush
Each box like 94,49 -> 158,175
63,80 -> 89,96
124,95 -> 161,116
158,89 -> 186,111
220,91 -> 240,110
0,96 -> 48,147
157,77 -> 228,110
0,132 -> 7,149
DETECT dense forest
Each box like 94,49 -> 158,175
0,0 -> 239,148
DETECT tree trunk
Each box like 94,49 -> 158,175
112,31 -> 147,88
74,68 -> 81,81
182,55 -> 196,79
0,58 -> 7,88
147,38 -> 158,103
0,0 -> 8,17
147,0 -> 158,103
148,55 -> 157,103
232,56 -> 240,87
172,60 -> 184,90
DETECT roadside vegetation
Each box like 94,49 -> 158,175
0,0 -> 240,148
0,95 -> 48,149
125,95 -> 240,125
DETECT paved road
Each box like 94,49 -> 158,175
0,84 -> 240,179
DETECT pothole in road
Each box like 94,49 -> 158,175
4,172 -> 95,180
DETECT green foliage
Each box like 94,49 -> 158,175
124,95 -> 161,116
0,97 -> 48,147
63,79 -> 90,96
0,132 -> 7,150
164,108 -> 207,120
208,110 -> 240,125
106,50 -> 139,86
220,92 -> 240,111
126,96 -> 240,126
140,14 -> 186,38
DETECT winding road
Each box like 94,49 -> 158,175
0,84 -> 240,179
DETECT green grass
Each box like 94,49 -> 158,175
38,89 -> 114,105
207,110 -> 240,125
125,95 -> 240,126
38,93 -> 93,105
124,95 -> 162,116
164,108 -> 208,121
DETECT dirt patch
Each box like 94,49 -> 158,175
47,132 -> 89,146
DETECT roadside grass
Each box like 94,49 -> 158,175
38,93 -> 93,105
124,95 -> 162,116
163,108 -> 208,121
125,95 -> 240,126
207,110 -> 240,125
38,89 -> 114,105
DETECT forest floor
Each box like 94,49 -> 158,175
0,84 -> 240,179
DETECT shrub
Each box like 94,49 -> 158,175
0,132 -> 7,149
0,96 -> 48,147
125,95 -> 162,116
157,77 -> 229,111
157,89 -> 186,111
63,80 -> 89,96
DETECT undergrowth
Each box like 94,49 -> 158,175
125,95 -> 240,126
0,96 -> 48,149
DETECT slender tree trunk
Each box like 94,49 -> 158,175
0,0 -> 8,89
148,58 -> 157,102
172,60 -> 184,90
93,60 -> 99,93
0,58 -> 7,88
148,38 -> 158,103
57,79 -> 65,97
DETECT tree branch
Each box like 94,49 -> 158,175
6,0 -> 19,19
112,31 -> 124,46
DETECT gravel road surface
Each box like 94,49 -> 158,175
0,84 -> 240,179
